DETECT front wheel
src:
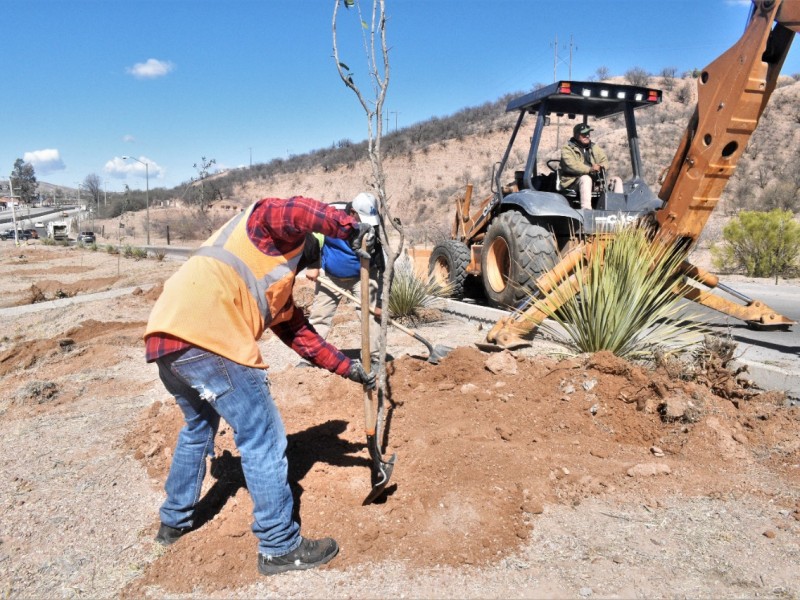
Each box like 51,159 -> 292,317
481,211 -> 558,308
428,240 -> 470,300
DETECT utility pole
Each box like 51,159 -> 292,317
9,175 -> 19,245
390,111 -> 400,132
569,34 -> 575,80
552,34 -> 576,148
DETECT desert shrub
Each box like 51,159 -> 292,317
760,181 -> 800,212
41,237 -> 56,246
676,81 -> 693,104
123,245 -> 135,258
132,247 -> 148,260
536,224 -> 705,361
388,256 -> 451,319
624,66 -> 650,86
106,244 -> 118,254
711,209 -> 800,281
15,380 -> 59,405
153,249 -> 167,261
660,67 -> 677,91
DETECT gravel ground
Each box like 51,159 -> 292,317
1,244 -> 798,599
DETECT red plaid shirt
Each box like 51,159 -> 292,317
145,196 -> 357,376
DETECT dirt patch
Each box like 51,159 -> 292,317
0,320 -> 146,378
122,347 -> 800,595
25,277 -> 121,304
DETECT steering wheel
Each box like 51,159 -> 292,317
546,159 -> 560,172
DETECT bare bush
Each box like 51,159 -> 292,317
660,67 -> 677,91
675,81 -> 692,104
625,66 -> 650,86
761,181 -> 800,212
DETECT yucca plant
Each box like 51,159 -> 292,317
388,255 -> 452,319
534,224 -> 706,361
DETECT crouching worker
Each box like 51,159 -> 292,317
143,196 -> 376,576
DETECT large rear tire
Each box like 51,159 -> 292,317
428,240 -> 470,300
481,211 -> 558,308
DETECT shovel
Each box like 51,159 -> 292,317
318,275 -> 453,364
359,249 -> 396,505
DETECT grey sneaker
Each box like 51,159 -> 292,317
258,537 -> 339,575
155,523 -> 190,546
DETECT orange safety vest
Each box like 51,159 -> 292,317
145,204 -> 303,368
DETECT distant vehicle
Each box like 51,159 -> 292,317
1,229 -> 33,241
23,229 -> 39,239
47,221 -> 69,241
34,221 -> 44,227
78,231 -> 96,244
60,211 -> 69,217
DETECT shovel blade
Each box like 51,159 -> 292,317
426,344 -> 454,364
363,453 -> 396,505
363,434 -> 396,505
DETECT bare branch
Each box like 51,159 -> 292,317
332,0 -> 403,398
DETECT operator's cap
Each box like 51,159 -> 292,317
351,192 -> 380,226
573,123 -> 594,137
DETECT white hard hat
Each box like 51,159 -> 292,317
350,192 -> 380,226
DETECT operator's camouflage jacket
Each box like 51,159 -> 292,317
559,139 -> 610,189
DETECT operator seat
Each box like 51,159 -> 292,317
550,164 -> 602,209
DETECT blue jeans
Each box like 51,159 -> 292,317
156,346 -> 301,556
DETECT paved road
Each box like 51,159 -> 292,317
693,280 -> 799,400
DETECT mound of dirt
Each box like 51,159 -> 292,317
122,347 -> 799,595
26,277 -> 120,305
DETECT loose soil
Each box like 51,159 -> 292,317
1,243 -> 798,599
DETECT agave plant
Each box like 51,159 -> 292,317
388,255 -> 453,319
535,224 -> 706,361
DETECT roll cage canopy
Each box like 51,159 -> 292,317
506,81 -> 662,119
493,80 -> 663,193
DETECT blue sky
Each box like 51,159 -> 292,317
2,0 -> 798,193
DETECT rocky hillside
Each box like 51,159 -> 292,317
210,75 -> 799,248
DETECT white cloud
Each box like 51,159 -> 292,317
126,58 -> 175,80
24,149 -> 66,174
122,134 -> 136,143
104,156 -> 164,181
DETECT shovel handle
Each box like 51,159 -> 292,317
360,241 -> 377,436
318,275 -> 417,340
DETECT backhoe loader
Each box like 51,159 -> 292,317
426,0 -> 799,349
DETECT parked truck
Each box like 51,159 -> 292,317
47,220 -> 69,241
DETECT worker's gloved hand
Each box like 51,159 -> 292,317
347,359 -> 376,390
348,223 -> 375,261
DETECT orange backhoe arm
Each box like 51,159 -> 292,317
677,262 -> 795,329
485,245 -> 794,350
485,241 -> 594,347
656,0 -> 799,244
